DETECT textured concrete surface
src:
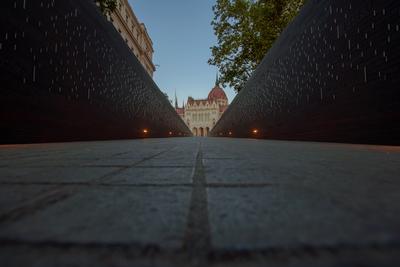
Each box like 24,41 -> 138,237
0,137 -> 399,266
211,0 -> 400,145
1,0 -> 191,144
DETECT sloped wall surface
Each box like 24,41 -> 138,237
211,0 -> 400,145
0,0 -> 191,143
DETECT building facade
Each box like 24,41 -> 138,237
107,0 -> 155,77
175,78 -> 229,136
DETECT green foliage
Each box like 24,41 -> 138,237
95,0 -> 117,16
209,0 -> 306,93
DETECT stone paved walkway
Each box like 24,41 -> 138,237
0,137 -> 399,267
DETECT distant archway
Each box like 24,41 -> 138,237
193,127 -> 198,136
206,127 -> 210,136
199,127 -> 204,137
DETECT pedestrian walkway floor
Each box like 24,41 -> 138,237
0,137 -> 399,266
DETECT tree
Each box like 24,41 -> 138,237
95,0 -> 117,16
209,0 -> 306,93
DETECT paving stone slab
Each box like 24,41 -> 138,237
0,167 -> 119,183
106,167 -> 194,185
136,152 -> 197,167
208,187 -> 399,250
0,187 -> 191,248
0,246 -> 184,267
203,139 -> 400,185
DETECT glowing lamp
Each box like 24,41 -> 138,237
252,129 -> 259,134
143,129 -> 148,134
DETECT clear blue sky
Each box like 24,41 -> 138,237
128,0 -> 236,105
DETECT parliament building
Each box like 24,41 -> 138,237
175,78 -> 229,136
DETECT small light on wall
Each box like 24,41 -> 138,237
252,129 -> 259,134
228,131 -> 232,136
169,131 -> 173,135
143,129 -> 148,134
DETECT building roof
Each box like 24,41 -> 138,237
208,85 -> 228,101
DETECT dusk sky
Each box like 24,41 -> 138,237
128,0 -> 237,105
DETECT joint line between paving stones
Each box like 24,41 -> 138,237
1,238 -> 399,254
0,188 -> 73,225
0,181 -> 276,188
182,142 -> 211,260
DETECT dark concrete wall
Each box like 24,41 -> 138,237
0,0 -> 191,144
211,0 -> 400,145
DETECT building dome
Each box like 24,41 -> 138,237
208,85 -> 228,101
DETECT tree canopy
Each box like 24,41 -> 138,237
209,0 -> 306,93
95,0 -> 117,16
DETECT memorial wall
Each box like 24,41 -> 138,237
0,0 -> 191,143
210,0 -> 400,145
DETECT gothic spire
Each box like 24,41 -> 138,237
174,90 -> 178,109
215,72 -> 220,86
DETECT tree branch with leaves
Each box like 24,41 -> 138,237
209,0 -> 306,93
